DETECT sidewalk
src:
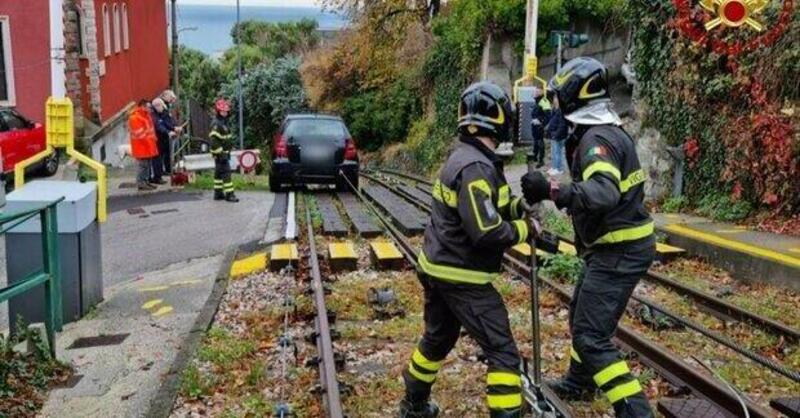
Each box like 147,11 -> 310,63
654,212 -> 800,290
39,253 -> 231,418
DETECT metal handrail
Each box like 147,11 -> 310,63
0,197 -> 64,357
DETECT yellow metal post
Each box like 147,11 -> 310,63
13,97 -> 108,223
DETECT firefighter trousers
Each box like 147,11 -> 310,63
213,152 -> 234,197
565,239 -> 656,418
403,273 -> 523,413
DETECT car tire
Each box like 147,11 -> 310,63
269,175 -> 285,193
39,153 -> 60,177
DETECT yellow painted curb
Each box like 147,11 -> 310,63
230,253 -> 268,278
663,224 -> 800,268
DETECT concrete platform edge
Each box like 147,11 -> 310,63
144,245 -> 238,418
660,227 -> 799,291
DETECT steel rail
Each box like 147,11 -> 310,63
374,168 -> 800,342
369,171 -> 781,416
304,204 -> 345,418
347,173 -> 573,418
502,256 -> 773,418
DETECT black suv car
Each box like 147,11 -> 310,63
269,114 -> 359,192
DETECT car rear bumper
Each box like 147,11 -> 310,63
271,159 -> 358,184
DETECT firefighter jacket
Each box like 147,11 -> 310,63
128,106 -> 158,159
555,125 -> 653,251
419,136 -> 529,285
209,116 -> 234,155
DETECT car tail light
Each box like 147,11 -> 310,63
344,138 -> 358,161
274,134 -> 288,158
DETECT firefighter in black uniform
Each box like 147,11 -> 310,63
521,57 -> 655,418
399,82 -> 530,418
209,98 -> 239,202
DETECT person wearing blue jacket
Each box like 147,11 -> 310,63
546,100 -> 569,175
151,98 -> 181,177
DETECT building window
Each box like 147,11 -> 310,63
0,17 -> 15,106
103,4 -> 111,57
113,4 -> 121,53
122,3 -> 129,50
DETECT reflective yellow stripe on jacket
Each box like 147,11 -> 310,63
418,252 -> 498,285
593,221 -> 655,245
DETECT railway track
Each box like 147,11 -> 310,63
302,202 -> 345,418
365,169 -> 799,417
374,169 -> 800,343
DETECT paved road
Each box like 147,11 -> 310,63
1,190 -> 274,332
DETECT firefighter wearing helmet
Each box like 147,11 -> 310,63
521,57 -> 655,417
209,98 -> 239,202
399,82 -> 530,418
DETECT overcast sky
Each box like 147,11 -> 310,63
180,0 -> 319,6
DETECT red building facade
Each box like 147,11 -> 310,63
0,0 -> 169,130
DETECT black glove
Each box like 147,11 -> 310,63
521,171 -> 551,204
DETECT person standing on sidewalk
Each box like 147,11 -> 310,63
152,98 -> 182,177
209,99 -> 239,203
521,57 -> 655,418
546,98 -> 569,175
399,82 -> 531,418
128,100 -> 159,191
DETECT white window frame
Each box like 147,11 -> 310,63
113,3 -> 121,53
103,4 -> 111,57
0,16 -> 16,107
122,3 -> 129,50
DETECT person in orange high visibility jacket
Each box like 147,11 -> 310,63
129,99 -> 159,191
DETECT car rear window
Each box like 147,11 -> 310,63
285,119 -> 346,141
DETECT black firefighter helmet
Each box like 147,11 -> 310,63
548,57 -> 620,126
457,82 -> 513,144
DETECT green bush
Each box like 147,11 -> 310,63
221,56 -> 308,150
542,253 -> 584,284
696,193 -> 752,222
661,196 -> 687,213
174,46 -> 224,110
341,77 -> 422,151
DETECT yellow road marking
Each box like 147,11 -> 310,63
558,241 -> 577,255
716,229 -> 744,234
142,299 -> 163,310
512,243 -> 531,256
172,279 -> 202,286
153,306 -> 174,317
230,253 -> 268,278
139,285 -> 169,292
789,248 -> 800,254
663,224 -> 800,268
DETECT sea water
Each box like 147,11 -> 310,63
177,4 -> 348,56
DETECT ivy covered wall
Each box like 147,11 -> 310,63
627,1 -> 798,224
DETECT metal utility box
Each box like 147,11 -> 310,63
5,181 -> 103,333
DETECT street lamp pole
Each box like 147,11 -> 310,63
236,0 -> 244,150
171,0 -> 178,94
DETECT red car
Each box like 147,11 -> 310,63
0,107 -> 59,178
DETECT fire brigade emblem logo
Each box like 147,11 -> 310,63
673,0 -> 794,57
700,0 -> 769,30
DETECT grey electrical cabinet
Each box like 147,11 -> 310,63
4,181 -> 103,334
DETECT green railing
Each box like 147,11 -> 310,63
0,197 -> 64,358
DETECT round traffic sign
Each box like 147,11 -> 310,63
238,151 -> 259,172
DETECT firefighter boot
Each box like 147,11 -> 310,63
398,399 -> 439,418
225,192 -> 240,203
612,395 -> 654,418
490,408 -> 522,418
